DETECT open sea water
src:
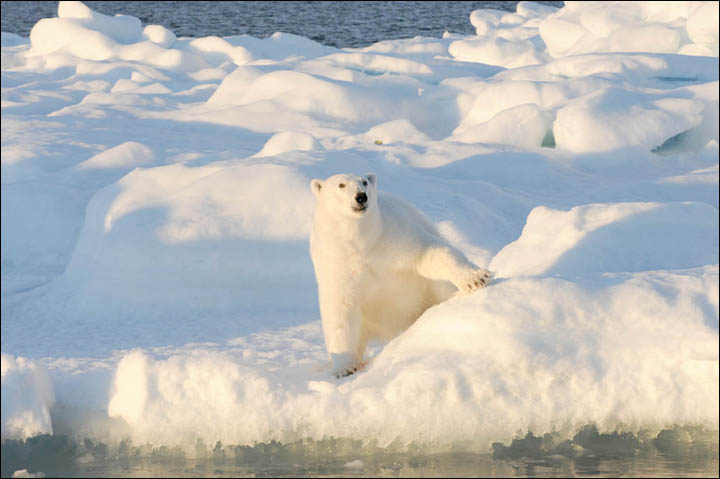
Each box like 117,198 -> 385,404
1,428 -> 719,478
2,1 -> 551,47
1,1 -> 718,477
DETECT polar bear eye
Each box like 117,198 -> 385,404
338,183 -> 345,188
362,180 -> 368,186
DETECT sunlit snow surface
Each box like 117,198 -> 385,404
1,0 -> 718,465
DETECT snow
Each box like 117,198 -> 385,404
685,2 -> 720,56
553,85 -> 709,153
1,0 -> 718,457
98,266 -> 717,450
75,141 -> 155,170
255,131 -> 322,157
539,1 -> 714,57
344,459 -> 365,469
11,470 -> 46,478
490,202 -> 719,276
140,24 -> 176,49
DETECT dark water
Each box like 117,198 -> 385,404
2,427 -> 718,478
0,1 -> 561,48
4,450 -> 720,478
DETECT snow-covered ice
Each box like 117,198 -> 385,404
1,0 -> 718,456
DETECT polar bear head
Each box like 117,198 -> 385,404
310,173 -> 377,218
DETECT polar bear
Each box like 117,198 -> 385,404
309,173 -> 492,377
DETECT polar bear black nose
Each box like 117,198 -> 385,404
355,192 -> 368,205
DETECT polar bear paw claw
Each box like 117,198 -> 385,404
334,360 -> 367,378
460,269 -> 492,293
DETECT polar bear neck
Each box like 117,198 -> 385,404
312,202 -> 383,251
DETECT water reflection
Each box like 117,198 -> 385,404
2,438 -> 718,478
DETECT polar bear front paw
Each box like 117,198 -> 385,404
330,353 -> 366,378
457,268 -> 492,293
334,362 -> 365,378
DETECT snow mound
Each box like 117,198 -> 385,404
105,267 -> 718,450
206,66 -> 269,105
30,1 -> 142,60
449,37 -> 546,69
539,1 -> 718,58
554,87 -> 706,152
491,202 -> 719,277
255,131 -> 321,157
364,119 -> 430,146
233,70 -> 382,122
34,162 -> 317,354
75,141 -> 155,170
186,36 -> 254,67
685,2 -> 719,56
140,25 -> 176,48
57,0 -> 142,44
29,1 -> 208,70
453,103 -> 553,148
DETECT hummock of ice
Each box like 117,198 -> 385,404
1,0 -> 718,454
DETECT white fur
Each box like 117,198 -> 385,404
309,173 -> 491,377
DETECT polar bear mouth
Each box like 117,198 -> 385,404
353,205 -> 367,213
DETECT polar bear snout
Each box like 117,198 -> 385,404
353,192 -> 368,212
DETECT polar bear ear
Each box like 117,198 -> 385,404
366,173 -> 377,186
310,179 -> 323,197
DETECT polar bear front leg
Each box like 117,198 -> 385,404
318,287 -> 364,377
416,245 -> 492,293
